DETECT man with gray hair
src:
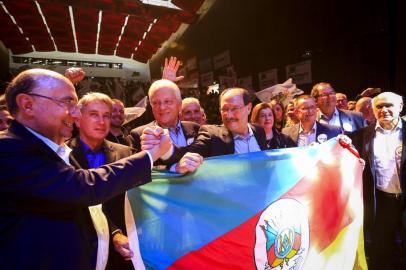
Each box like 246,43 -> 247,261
351,92 -> 406,269
67,92 -> 139,270
129,79 -> 200,153
0,68 -> 172,270
181,97 -> 204,125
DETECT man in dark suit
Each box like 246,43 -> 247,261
0,69 -> 172,270
144,88 -> 268,170
350,92 -> 405,269
311,82 -> 365,132
282,95 -> 341,146
129,79 -> 200,154
67,92 -> 139,270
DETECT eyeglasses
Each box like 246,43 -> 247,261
316,92 -> 336,99
220,105 -> 245,114
297,106 -> 317,113
27,93 -> 80,113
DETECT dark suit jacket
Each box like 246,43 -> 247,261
350,119 -> 406,232
67,137 -> 134,270
282,122 -> 342,146
0,121 -> 151,270
338,109 -> 365,132
128,120 -> 200,153
164,123 -> 268,165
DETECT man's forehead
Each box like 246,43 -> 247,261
298,98 -> 315,106
150,86 -> 177,98
318,86 -> 334,92
221,92 -> 243,105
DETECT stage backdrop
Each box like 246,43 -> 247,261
128,138 -> 367,270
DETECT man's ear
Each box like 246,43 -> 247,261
16,93 -> 34,116
247,103 -> 252,114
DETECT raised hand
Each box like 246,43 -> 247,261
64,67 -> 85,84
175,152 -> 203,174
162,56 -> 184,82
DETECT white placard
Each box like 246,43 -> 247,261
200,71 -> 214,87
213,50 -> 231,70
285,60 -> 312,85
258,68 -> 278,89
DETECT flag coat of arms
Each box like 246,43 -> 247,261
128,139 -> 367,269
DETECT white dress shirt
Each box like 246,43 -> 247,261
373,119 -> 403,194
319,107 -> 341,127
298,122 -> 317,146
233,125 -> 261,154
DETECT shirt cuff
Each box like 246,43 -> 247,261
169,163 -> 178,172
144,150 -> 154,169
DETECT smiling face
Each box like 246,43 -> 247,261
316,85 -> 336,115
296,97 -> 317,125
149,81 -> 182,128
0,109 -> 12,131
111,100 -> 125,128
372,93 -> 403,129
29,77 -> 79,144
76,100 -> 111,147
257,107 -> 274,130
181,101 -> 202,124
220,88 -> 251,135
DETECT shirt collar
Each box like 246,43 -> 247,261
320,107 -> 338,120
80,139 -> 103,153
375,117 -> 403,133
233,124 -> 254,140
299,122 -> 317,134
25,126 -> 72,163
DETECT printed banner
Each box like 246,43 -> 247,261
258,68 -> 278,89
213,50 -> 231,70
128,139 -> 367,270
285,60 -> 312,85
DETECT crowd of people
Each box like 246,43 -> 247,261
0,56 -> 405,270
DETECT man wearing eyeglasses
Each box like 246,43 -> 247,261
311,82 -> 364,132
0,68 -> 172,270
129,79 -> 200,153
143,88 -> 268,169
282,95 -> 341,146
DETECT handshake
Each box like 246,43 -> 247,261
141,126 -> 203,173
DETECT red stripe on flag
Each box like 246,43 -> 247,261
169,212 -> 262,270
282,160 -> 353,251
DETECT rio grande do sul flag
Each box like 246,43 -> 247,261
128,138 -> 367,270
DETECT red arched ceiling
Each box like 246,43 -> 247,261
0,0 -> 204,63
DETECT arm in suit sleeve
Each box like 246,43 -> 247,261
0,139 -> 152,211
161,125 -> 214,166
128,129 -> 142,153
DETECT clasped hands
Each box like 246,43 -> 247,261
141,126 -> 203,173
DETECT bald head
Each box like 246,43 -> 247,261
5,68 -> 79,144
5,69 -> 74,115
181,97 -> 203,124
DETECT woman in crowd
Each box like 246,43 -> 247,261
251,102 -> 295,149
269,99 -> 285,131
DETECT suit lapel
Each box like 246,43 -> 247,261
69,138 -> 90,169
363,125 -> 376,182
291,124 -> 300,144
220,125 -> 235,154
250,124 -> 268,150
102,140 -> 117,164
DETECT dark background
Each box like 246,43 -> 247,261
150,0 -> 405,99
